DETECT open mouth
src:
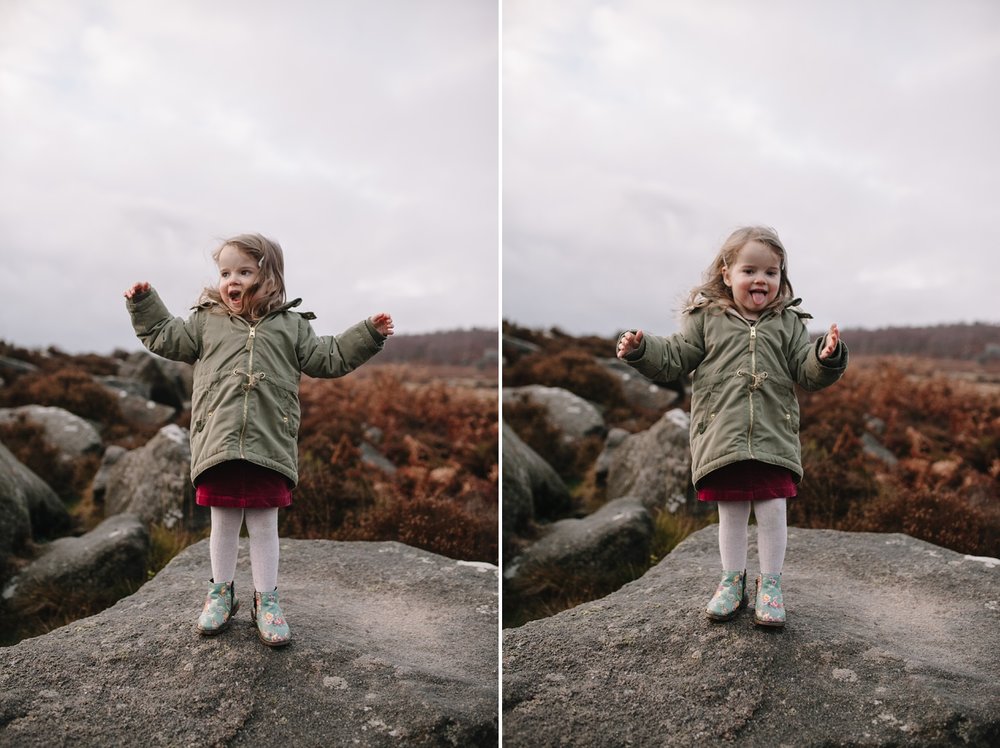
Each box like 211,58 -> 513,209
749,289 -> 769,305
228,290 -> 243,304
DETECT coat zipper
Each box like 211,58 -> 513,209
747,324 -> 757,458
238,323 -> 258,459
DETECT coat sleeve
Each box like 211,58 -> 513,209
297,317 -> 385,378
126,288 -> 202,364
788,317 -> 849,391
621,312 -> 706,384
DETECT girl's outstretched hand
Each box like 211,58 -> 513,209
370,312 -> 395,337
124,282 -> 150,299
819,323 -> 840,360
617,329 -> 644,359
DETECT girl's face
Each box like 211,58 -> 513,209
722,240 -> 782,320
217,244 -> 260,317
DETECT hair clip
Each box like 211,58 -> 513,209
258,257 -> 264,268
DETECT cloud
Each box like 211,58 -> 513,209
0,0 -> 498,353
502,0 -> 1000,336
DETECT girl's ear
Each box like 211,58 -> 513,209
721,264 -> 732,288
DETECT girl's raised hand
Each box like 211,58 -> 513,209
370,312 -> 395,337
124,282 -> 150,299
819,323 -> 840,360
616,329 -> 644,360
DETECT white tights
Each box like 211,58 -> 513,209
209,507 -> 279,592
717,499 -> 787,575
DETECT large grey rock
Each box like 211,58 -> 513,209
503,385 -> 605,445
0,405 -> 103,460
103,424 -> 200,530
502,422 -> 571,554
0,440 -> 71,553
506,496 -> 652,587
2,514 -> 148,612
0,443 -> 33,567
117,350 -> 192,409
101,385 -> 177,428
503,527 -> 1000,746
603,408 -> 692,512
0,539 -> 498,746
90,444 -> 128,508
598,356 -> 682,411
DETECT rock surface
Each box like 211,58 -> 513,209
503,526 -> 1000,747
502,422 -> 571,553
117,350 -> 192,409
597,356 -> 682,411
0,405 -> 103,460
603,408 -> 692,512
0,539 -> 499,747
2,514 -> 148,613
503,385 -> 606,445
506,496 -> 652,587
0,440 -> 71,562
103,424 -> 199,529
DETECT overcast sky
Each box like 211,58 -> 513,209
503,0 -> 1000,338
0,0 -> 498,354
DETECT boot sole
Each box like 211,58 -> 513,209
197,600 -> 240,636
753,617 -> 785,628
705,593 -> 748,622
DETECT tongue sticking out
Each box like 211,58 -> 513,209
750,290 -> 767,304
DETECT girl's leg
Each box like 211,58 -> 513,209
717,500 -> 751,571
752,498 -> 787,574
752,498 -> 788,627
209,506 -> 244,583
199,507 -> 243,635
245,507 -> 290,646
244,507 -> 280,592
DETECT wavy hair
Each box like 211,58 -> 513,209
684,226 -> 795,314
200,233 -> 287,320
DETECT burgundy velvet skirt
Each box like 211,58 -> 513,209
195,459 -> 292,509
697,460 -> 797,502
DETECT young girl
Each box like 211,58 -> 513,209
124,233 -> 393,646
616,226 -> 847,628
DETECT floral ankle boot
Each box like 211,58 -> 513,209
754,573 -> 786,628
253,589 -> 291,647
197,580 -> 239,635
705,569 -> 747,621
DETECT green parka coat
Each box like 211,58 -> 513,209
127,288 -> 385,487
624,299 -> 848,487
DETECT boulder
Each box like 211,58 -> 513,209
0,355 -> 38,377
103,424 -> 200,530
0,440 -> 71,552
2,514 -> 148,613
0,405 -> 102,461
597,356 -> 682,411
360,441 -> 397,474
0,444 -> 33,568
603,408 -> 692,512
0,539 -> 498,746
505,496 -> 652,588
503,526 -> 1000,746
117,350 -> 192,409
101,386 -> 177,428
90,445 -> 128,508
502,422 -> 572,550
503,385 -> 605,445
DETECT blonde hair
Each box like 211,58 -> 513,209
685,226 -> 795,314
200,233 -> 287,320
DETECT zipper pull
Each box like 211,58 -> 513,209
750,326 -> 756,340
245,326 -> 256,351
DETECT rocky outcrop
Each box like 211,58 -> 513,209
505,496 -> 652,588
0,440 -> 71,561
0,539 -> 498,746
597,357 -> 682,411
103,424 -> 199,529
2,514 -> 148,614
101,386 -> 177,428
502,422 -> 572,551
503,385 -> 605,445
0,405 -> 103,461
117,350 -> 192,410
601,408 -> 692,512
503,526 -> 1000,746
